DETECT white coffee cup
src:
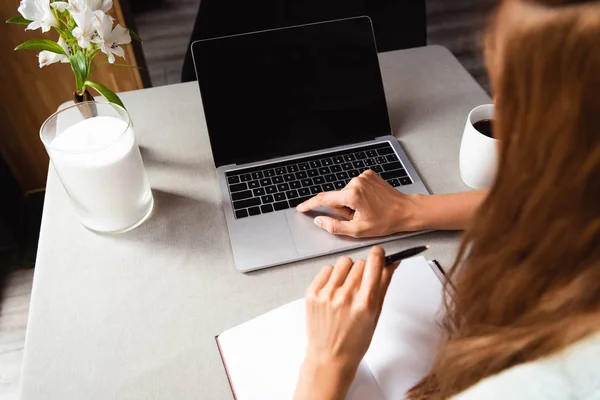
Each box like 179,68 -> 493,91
459,104 -> 499,189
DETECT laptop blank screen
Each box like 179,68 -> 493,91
192,17 -> 391,168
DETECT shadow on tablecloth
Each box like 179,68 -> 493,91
118,189 -> 230,258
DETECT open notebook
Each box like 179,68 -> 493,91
216,257 -> 446,399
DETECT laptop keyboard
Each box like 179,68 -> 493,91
225,142 -> 413,219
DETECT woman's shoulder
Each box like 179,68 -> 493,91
451,331 -> 600,400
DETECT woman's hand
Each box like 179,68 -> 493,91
297,170 -> 490,235
294,246 -> 398,400
296,170 -> 424,238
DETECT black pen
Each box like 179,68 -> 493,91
384,245 -> 430,266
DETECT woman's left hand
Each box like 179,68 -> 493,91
294,246 -> 398,400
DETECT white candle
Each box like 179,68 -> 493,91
48,116 -> 153,233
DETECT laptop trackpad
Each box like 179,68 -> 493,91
284,208 -> 366,255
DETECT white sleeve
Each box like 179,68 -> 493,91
449,339 -> 600,400
449,363 -> 570,400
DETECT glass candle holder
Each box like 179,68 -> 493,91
40,102 -> 154,234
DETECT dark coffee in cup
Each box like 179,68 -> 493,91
462,104 -> 498,189
473,119 -> 494,138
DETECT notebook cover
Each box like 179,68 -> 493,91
216,335 -> 238,400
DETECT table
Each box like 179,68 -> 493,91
19,46 -> 490,400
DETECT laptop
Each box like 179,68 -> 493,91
191,16 -> 429,272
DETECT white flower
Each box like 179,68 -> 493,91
38,38 -> 71,67
51,1 -> 70,12
92,10 -> 131,64
56,0 -> 112,48
18,0 -> 58,32
38,51 -> 61,67
52,0 -> 112,12
69,2 -> 98,48
89,0 -> 112,12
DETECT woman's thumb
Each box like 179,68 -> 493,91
314,216 -> 355,236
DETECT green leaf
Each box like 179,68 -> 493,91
6,15 -> 33,24
69,51 -> 89,91
14,39 -> 67,55
128,29 -> 142,42
84,80 -> 126,109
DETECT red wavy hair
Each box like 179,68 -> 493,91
409,0 -> 600,397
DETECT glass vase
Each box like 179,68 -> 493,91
40,101 -> 154,233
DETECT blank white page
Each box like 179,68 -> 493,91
363,256 -> 446,399
218,299 -> 385,400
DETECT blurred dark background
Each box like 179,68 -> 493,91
133,0 -> 495,91
0,155 -> 42,299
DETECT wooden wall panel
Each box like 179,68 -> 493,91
0,0 -> 148,192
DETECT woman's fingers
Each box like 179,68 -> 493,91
330,206 -> 355,221
296,191 -> 355,213
321,257 -> 354,295
314,217 -> 357,237
379,261 -> 399,294
307,265 -> 334,296
310,246 -> 395,316
358,246 -> 386,305
340,259 -> 366,293
376,261 -> 399,321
